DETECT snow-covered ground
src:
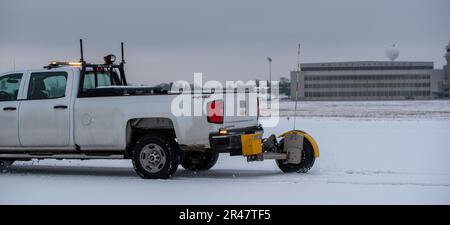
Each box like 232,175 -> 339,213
1,100 -> 450,204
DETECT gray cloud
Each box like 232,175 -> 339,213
1,0 -> 449,84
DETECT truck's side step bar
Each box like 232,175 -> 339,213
0,153 -> 125,160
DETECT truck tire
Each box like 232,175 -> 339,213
168,140 -> 181,176
0,160 -> 14,170
132,135 -> 178,179
169,159 -> 179,176
180,151 -> 219,171
276,138 -> 315,173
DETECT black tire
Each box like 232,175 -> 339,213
168,140 -> 181,176
276,138 -> 315,173
169,161 -> 179,176
180,151 -> 219,171
132,135 -> 178,179
0,160 -> 14,170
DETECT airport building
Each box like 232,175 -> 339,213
290,42 -> 450,101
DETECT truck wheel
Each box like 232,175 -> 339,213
276,138 -> 315,173
132,135 -> 177,179
0,160 -> 14,170
181,151 -> 219,171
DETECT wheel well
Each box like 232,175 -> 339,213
126,118 -> 177,157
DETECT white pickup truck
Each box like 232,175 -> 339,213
0,41 -> 318,179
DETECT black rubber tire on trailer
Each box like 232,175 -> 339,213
180,151 -> 219,171
132,135 -> 178,179
0,160 -> 14,170
276,138 -> 315,173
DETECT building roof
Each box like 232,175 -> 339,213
299,61 -> 434,71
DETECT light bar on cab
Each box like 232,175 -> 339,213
48,61 -> 82,67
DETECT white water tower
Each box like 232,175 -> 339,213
386,44 -> 399,61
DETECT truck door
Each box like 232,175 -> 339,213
18,71 -> 72,146
0,73 -> 24,147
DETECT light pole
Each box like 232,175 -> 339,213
266,57 -> 272,100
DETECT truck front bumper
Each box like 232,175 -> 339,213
209,125 -> 263,155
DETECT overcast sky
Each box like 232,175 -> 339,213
1,0 -> 449,84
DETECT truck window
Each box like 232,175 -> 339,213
82,72 -> 113,91
0,73 -> 22,101
27,72 -> 67,100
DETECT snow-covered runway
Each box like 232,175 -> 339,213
1,114 -> 449,204
2,165 -> 449,204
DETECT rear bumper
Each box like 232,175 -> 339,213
209,125 -> 263,155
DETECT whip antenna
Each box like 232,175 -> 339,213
293,43 -> 301,130
79,39 -> 84,62
121,42 -> 125,64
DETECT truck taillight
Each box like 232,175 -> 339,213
207,100 -> 224,124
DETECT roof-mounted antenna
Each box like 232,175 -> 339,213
119,42 -> 128,85
79,39 -> 85,63
121,42 -> 125,64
